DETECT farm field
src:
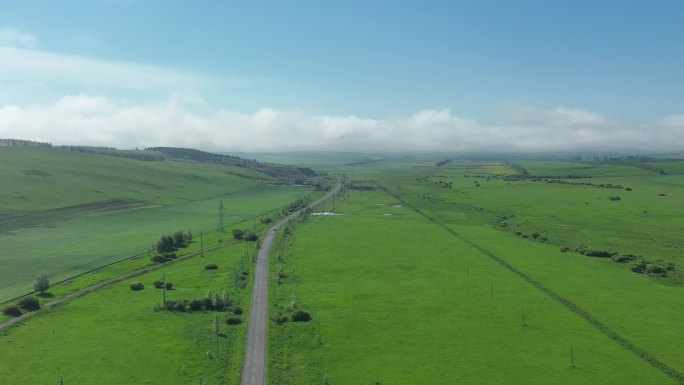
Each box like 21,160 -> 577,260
3,151 -> 684,384
0,238 -> 256,384
0,147 -> 310,302
268,158 -> 684,385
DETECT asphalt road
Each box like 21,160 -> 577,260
240,179 -> 341,385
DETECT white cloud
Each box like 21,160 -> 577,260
1,95 -> 683,153
0,46 -> 227,93
661,114 -> 684,128
0,28 -> 37,49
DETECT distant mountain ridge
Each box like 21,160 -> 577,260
147,147 -> 316,179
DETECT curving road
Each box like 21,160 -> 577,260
240,178 -> 341,385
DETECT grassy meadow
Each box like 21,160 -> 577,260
0,238 -> 257,384
3,149 -> 684,385
268,157 -> 684,385
0,147 -> 309,302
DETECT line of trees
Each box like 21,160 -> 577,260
61,146 -> 165,161
0,138 -> 51,147
156,230 -> 193,253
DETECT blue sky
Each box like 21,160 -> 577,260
1,0 -> 683,152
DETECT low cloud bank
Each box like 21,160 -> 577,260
1,95 -> 682,153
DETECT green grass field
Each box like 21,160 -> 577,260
0,237 -> 255,384
267,158 -> 684,385
3,152 -> 684,384
0,147 -> 311,302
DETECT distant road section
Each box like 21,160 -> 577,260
240,178 -> 341,385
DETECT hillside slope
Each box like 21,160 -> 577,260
0,146 -> 313,302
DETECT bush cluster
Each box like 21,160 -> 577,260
3,296 -> 42,317
583,250 -> 615,258
18,296 -> 40,311
153,280 -> 173,289
164,290 -> 230,312
130,282 -> 145,291
151,252 -> 177,264
205,264 -> 218,270
2,305 -> 22,317
271,308 -> 313,324
612,254 -> 638,263
630,260 -> 675,276
232,229 -> 258,242
225,316 -> 242,325
272,313 -> 288,325
156,230 -> 192,253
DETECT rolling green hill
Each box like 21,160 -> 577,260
0,146 -> 313,302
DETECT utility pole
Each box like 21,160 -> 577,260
200,232 -> 204,257
218,200 -> 225,230
162,273 -> 166,309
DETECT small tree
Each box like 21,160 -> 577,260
18,296 -> 40,311
232,229 -> 244,240
33,271 -> 50,294
3,305 -> 22,317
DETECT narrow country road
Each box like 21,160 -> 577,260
240,178 -> 341,385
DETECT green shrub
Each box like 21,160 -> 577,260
608,196 -> 621,201
151,255 -> 168,263
272,313 -> 288,325
612,254 -> 637,263
165,282 -> 174,290
225,316 -> 242,325
244,232 -> 259,242
18,296 -> 40,311
189,299 -> 204,311
646,264 -> 667,276
232,229 -> 244,240
630,262 -> 647,274
560,246 -> 570,253
3,305 -> 22,317
153,280 -> 164,289
584,250 -> 614,258
291,310 -> 312,322
205,264 -> 218,270
232,306 -> 243,315
130,282 -> 145,291
165,299 -> 188,312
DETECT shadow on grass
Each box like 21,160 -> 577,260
36,292 -> 55,299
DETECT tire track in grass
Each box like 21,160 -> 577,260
376,183 -> 684,385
